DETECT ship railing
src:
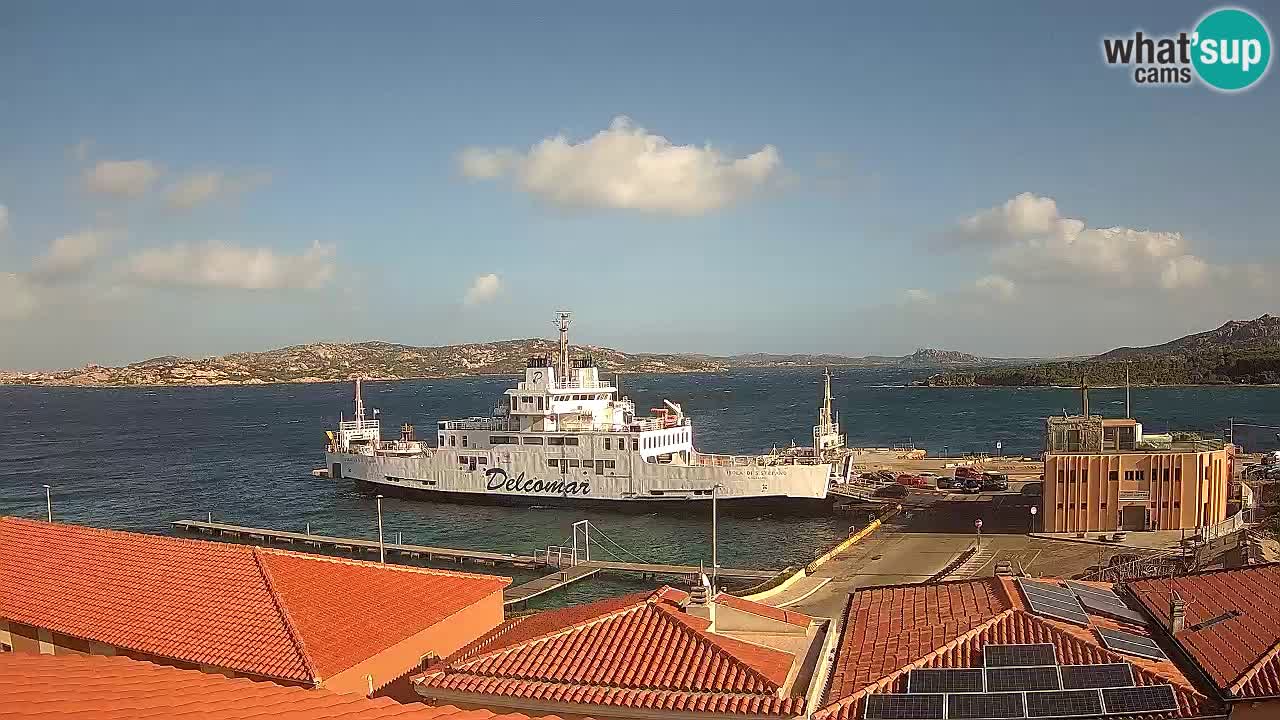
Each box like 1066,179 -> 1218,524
695,453 -> 777,467
550,379 -> 614,390
633,417 -> 690,432
338,419 -> 381,431
442,419 -> 507,430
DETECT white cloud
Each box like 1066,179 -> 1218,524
904,288 -> 935,304
463,273 -> 501,305
125,240 -> 336,290
458,116 -> 782,215
83,159 -> 161,197
0,273 -> 38,319
974,274 -> 1017,301
959,193 -> 1219,291
166,171 -> 271,210
33,229 -> 111,278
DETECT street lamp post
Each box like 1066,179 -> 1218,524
711,483 -> 724,591
376,494 -> 385,564
42,485 -> 51,522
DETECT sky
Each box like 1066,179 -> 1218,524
1,1 -> 1278,369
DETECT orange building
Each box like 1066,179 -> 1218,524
1041,412 -> 1232,533
0,516 -> 509,697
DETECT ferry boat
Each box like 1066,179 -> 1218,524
323,313 -> 845,512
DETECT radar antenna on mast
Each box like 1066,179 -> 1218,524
553,311 -> 573,384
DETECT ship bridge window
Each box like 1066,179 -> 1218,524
461,436 -> 468,448
438,422 -> 447,430
523,437 -> 544,445
632,439 -> 638,450
548,437 -> 564,446
449,435 -> 456,447
604,438 -> 611,450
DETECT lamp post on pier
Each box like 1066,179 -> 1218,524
376,494 -> 385,563
42,484 -> 51,522
711,483 -> 724,591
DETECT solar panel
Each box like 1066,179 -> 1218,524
1101,685 -> 1178,714
864,693 -> 945,720
1017,580 -> 1092,626
906,668 -> 984,694
1064,581 -> 1149,624
1096,627 -> 1169,661
984,643 -> 1057,667
1025,689 -> 1104,718
1059,663 -> 1135,689
985,666 -> 1061,692
946,692 -> 1025,719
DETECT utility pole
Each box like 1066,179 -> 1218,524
42,484 -> 51,522
376,494 -> 385,563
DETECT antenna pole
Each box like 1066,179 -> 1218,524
1125,366 -> 1131,419
554,311 -> 573,385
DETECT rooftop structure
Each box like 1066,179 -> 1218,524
0,652 -> 572,720
1128,563 -> 1280,707
0,516 -> 510,695
413,585 -> 824,719
816,575 -> 1224,720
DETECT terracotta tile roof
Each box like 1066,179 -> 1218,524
414,586 -> 806,717
0,652 -> 569,720
817,577 -> 1224,720
0,517 -> 509,684
1128,562 -> 1280,700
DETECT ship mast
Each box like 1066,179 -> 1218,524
554,311 -> 572,385
820,368 -> 834,430
354,377 -> 365,419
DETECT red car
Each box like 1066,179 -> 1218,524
896,474 -> 928,487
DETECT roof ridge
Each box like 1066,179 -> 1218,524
652,601 -> 787,691
252,547 -> 322,685
1229,635 -> 1280,694
1130,561 -> 1280,585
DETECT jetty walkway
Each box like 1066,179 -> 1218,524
171,519 -> 778,607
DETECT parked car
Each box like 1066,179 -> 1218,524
936,475 -> 959,490
981,472 -> 1010,491
961,477 -> 983,494
896,474 -> 929,488
875,483 -> 910,498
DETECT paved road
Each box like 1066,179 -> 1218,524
786,491 -> 1165,620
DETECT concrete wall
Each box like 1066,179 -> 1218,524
1042,448 -> 1230,532
1231,699 -> 1280,719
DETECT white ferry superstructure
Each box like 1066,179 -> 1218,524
324,313 -> 845,511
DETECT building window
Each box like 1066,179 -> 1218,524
1175,467 -> 1182,481
1136,470 -> 1145,481
1124,470 -> 1134,481
1163,469 -> 1171,481
604,438 -> 611,450
449,435 -> 456,447
1082,470 -> 1088,481
1057,503 -> 1064,509
565,437 -> 578,446
632,439 -> 639,450
548,459 -> 558,469
461,436 -> 468,448
605,460 -> 616,469
1100,502 -> 1107,509
1174,501 -> 1180,508
1109,470 -> 1119,482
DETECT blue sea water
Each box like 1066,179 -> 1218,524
2,368 -> 1277,605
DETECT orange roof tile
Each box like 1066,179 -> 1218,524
0,652 -> 570,720
414,587 -> 806,717
1128,562 -> 1280,699
0,517 -> 509,684
817,577 -> 1224,720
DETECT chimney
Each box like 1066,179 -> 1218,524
1081,377 -> 1090,418
686,583 -> 716,630
1169,594 -> 1186,633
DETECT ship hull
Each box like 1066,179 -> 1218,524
325,449 -> 834,515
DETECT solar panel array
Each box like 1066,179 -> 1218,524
866,684 -> 1179,719
1096,627 -> 1170,661
1063,580 -> 1148,624
1016,579 -> 1091,626
869,651 -> 1175,719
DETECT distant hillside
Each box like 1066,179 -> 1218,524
926,314 -> 1280,387
0,341 -> 1012,387
0,340 -> 727,387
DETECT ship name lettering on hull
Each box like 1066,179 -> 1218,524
485,467 -> 591,496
